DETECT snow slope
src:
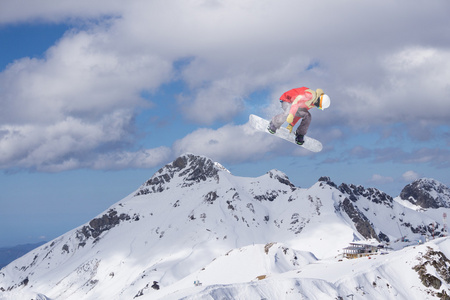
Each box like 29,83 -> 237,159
1,154 -> 450,300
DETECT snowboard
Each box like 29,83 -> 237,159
249,114 -> 323,152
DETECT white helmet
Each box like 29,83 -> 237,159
319,94 -> 330,110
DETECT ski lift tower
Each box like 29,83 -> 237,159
443,213 -> 448,237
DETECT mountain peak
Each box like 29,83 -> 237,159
266,169 -> 296,189
135,154 -> 226,196
400,178 -> 450,209
318,176 -> 338,189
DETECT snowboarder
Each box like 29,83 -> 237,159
267,87 -> 330,145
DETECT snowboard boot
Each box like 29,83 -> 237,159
295,133 -> 305,145
267,122 -> 277,134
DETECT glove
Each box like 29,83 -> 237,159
286,113 -> 294,124
286,124 -> 293,133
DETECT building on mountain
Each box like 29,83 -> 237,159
343,242 -> 381,259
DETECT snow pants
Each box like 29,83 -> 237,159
270,101 -> 311,136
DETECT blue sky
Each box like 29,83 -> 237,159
0,0 -> 449,247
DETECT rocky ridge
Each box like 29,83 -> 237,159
401,178 -> 450,209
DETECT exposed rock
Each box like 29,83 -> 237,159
135,154 -> 221,195
339,183 -> 393,208
204,191 -> 219,204
400,178 -> 450,209
413,246 -> 450,293
254,190 -> 279,202
377,231 -> 390,242
76,209 -> 132,246
151,281 -> 160,290
264,242 -> 276,254
267,170 -> 296,190
341,198 -> 379,241
318,176 -> 338,189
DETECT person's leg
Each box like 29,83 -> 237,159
295,109 -> 311,136
269,102 -> 291,132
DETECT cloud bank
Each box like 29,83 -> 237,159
0,0 -> 449,171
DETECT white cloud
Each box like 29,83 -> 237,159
172,123 -> 270,164
402,170 -> 420,182
0,111 -> 136,171
339,47 -> 450,128
0,0 -> 449,171
0,15 -> 173,171
92,147 -> 172,170
172,121 -> 309,164
177,84 -> 245,125
0,114 -> 171,172
0,0 -> 124,24
0,30 -> 172,124
369,174 -> 394,185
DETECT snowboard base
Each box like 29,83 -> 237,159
249,114 -> 323,152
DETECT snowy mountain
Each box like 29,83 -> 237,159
400,178 -> 450,209
1,153 -> 450,300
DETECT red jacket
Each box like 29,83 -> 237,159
280,87 -> 316,125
